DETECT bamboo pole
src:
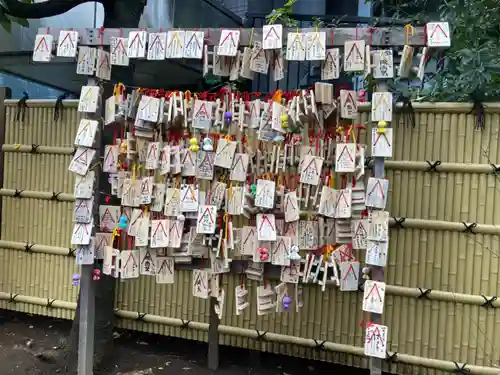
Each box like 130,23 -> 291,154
367,160 -> 500,174
383,285 -> 500,306
1,236 -> 499,307
0,189 -> 74,202
7,99 -> 500,114
8,98 -> 500,114
0,291 -> 497,375
387,217 -> 498,235
4,99 -> 79,108
0,240 -> 73,256
5,143 -> 500,174
357,102 -> 500,113
2,144 -> 74,155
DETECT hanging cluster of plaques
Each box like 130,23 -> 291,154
69,86 -> 99,266
32,22 -> 451,85
65,74 -> 397,329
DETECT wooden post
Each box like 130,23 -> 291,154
78,264 -> 95,375
208,296 -> 220,370
369,81 -> 388,375
78,77 -> 100,375
0,87 -> 11,239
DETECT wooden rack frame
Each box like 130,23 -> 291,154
37,26 -> 427,47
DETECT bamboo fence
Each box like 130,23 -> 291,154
0,99 -> 499,375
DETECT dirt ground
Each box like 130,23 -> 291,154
0,309 -> 369,375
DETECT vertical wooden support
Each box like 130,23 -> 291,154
208,296 -> 220,370
0,87 -> 12,238
78,77 -> 99,375
79,264 -> 95,375
369,81 -> 388,375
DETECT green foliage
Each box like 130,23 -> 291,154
371,0 -> 500,102
265,0 -> 298,27
311,16 -> 323,29
0,0 -> 31,33
426,0 -> 500,102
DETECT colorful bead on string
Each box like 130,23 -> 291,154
280,114 -> 288,129
93,269 -> 101,281
282,295 -> 292,309
224,111 -> 232,126
259,247 -> 269,261
250,184 -> 257,198
202,138 -> 213,151
287,245 -> 301,260
118,215 -> 128,230
377,120 -> 387,134
189,137 -> 199,152
72,273 -> 80,286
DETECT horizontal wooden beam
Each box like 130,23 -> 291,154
37,26 -> 426,47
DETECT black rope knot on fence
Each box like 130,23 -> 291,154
8,293 -> 19,303
67,248 -> 76,257
313,339 -> 326,351
453,362 -> 470,374
417,288 -> 432,299
364,156 -> 373,168
54,92 -> 69,122
30,144 -> 40,154
135,313 -> 147,322
51,192 -> 62,201
426,160 -> 442,172
15,92 -> 28,122
386,351 -> 398,363
13,189 -> 24,198
180,319 -> 191,330
392,217 -> 406,229
46,299 -> 56,308
24,243 -> 34,253
480,295 -> 497,308
461,222 -> 477,234
72,147 -> 77,156
255,330 -> 268,341
491,164 -> 500,174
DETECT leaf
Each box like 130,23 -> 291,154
0,9 -> 11,33
6,14 -> 28,27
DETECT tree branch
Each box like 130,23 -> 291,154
1,0 -> 102,19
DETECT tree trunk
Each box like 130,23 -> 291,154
64,1 -> 146,373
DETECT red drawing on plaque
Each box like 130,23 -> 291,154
430,24 -> 448,39
198,207 -> 214,224
149,34 -> 165,52
185,32 -> 202,49
368,180 -> 386,200
365,282 -> 383,302
35,35 -> 50,51
345,41 -> 362,61
342,262 -> 358,281
220,31 -> 238,48
60,31 -> 76,48
337,144 -> 354,162
129,32 -> 144,49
